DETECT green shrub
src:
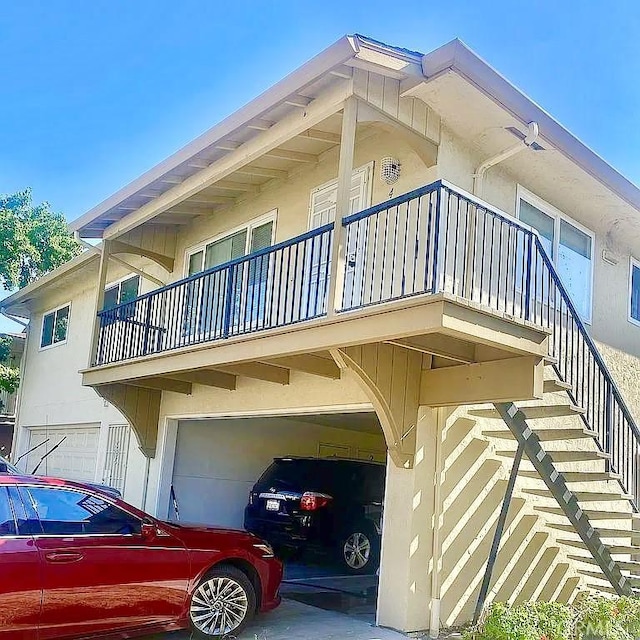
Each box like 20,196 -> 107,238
465,596 -> 640,640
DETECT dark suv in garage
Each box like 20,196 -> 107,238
244,457 -> 385,574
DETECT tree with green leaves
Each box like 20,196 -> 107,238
0,189 -> 81,400
0,189 -> 81,290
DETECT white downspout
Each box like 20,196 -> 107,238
473,122 -> 540,196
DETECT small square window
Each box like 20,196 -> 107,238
41,304 -> 70,348
630,260 -> 640,325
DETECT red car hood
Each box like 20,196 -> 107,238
160,521 -> 258,546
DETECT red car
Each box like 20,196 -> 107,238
0,474 -> 282,639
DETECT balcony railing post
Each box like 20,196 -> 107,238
524,233 -> 533,322
222,265 -> 236,338
430,185 -> 443,293
88,239 -> 111,367
141,298 -> 153,356
327,96 -> 358,316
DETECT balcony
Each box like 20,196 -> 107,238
92,180 -> 549,370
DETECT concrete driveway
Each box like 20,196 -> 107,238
145,598 -> 407,639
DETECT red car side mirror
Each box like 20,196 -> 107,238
141,522 -> 157,540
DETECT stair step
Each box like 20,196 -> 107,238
518,470 -> 621,483
471,404 -> 585,420
485,427 -> 596,441
523,489 -> 634,501
548,523 -> 635,538
558,539 -> 640,555
568,555 -> 640,572
543,379 -> 573,393
496,450 -> 611,462
586,582 -> 618,595
578,569 -> 608,581
535,506 -> 637,521
544,355 -> 559,366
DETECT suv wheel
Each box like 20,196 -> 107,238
189,564 -> 256,638
338,523 -> 380,574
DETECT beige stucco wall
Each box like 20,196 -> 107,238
14,263 -> 148,506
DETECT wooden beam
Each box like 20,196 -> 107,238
149,216 -> 194,226
217,362 -> 289,385
234,166 -> 288,180
187,160 -> 210,169
215,141 -> 241,151
386,335 -> 476,364
330,68 -> 352,80
264,354 -> 341,379
127,377 -> 193,395
264,148 -> 317,163
285,95 -> 312,108
187,195 -> 236,205
171,369 -> 237,390
109,240 -> 175,272
420,356 -> 543,407
327,97 -> 357,315
207,180 -> 259,193
160,176 -> 183,185
298,129 -> 341,144
247,119 -> 275,131
102,81 -> 351,239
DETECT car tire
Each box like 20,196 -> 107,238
338,522 -> 380,575
189,564 -> 256,639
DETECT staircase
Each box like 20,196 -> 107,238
463,245 -> 640,595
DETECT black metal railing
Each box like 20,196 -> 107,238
95,179 -> 640,507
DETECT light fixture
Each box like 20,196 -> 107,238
380,157 -> 401,185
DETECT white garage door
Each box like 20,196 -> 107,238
25,426 -> 100,482
170,415 -> 386,529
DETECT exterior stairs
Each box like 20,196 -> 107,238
469,363 -> 640,597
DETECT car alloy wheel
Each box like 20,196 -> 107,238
343,531 -> 372,570
190,574 -> 250,637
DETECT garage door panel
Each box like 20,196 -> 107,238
172,477 -> 252,529
25,426 -> 100,483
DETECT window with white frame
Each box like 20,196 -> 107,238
517,188 -> 594,322
103,275 -> 140,310
40,304 -> 70,348
629,258 -> 640,326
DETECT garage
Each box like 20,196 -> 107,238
167,410 -> 387,623
23,424 -> 100,482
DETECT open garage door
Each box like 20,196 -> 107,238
169,411 -> 386,529
24,425 -> 100,482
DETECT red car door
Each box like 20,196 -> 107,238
20,485 -> 190,639
0,485 -> 41,640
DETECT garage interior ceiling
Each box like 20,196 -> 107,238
279,411 -> 381,435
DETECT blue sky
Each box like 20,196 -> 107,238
1,0 -> 639,331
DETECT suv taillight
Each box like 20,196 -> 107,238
300,492 -> 332,511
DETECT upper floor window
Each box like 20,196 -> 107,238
186,215 -> 275,276
629,258 -> 640,326
104,275 -> 140,310
516,187 -> 594,322
40,304 -> 70,349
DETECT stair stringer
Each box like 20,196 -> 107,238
494,401 -> 634,596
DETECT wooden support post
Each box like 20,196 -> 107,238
88,240 -> 111,367
327,97 -> 358,316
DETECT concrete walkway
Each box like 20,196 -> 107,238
146,599 -> 409,640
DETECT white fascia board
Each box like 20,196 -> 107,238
422,39 -> 640,212
69,36 -> 359,235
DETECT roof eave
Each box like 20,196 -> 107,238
421,39 -> 640,211
68,35 -> 361,236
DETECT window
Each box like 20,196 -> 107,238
183,214 -> 276,336
40,304 -> 70,348
629,258 -> 640,326
25,487 -> 141,536
104,275 -> 140,310
0,487 -> 16,536
517,188 -> 594,322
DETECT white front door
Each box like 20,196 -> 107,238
307,163 -> 372,313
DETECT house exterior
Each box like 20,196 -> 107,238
0,331 -> 24,455
4,34 -> 640,635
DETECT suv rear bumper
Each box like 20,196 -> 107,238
244,508 -> 321,547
